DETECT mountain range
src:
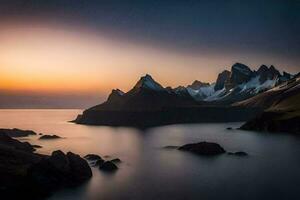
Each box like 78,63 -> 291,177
74,63 -> 299,129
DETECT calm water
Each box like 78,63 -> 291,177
0,109 -> 300,200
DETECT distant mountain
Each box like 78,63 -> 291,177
74,62 -> 297,127
182,63 -> 295,104
85,74 -> 197,112
240,75 -> 300,134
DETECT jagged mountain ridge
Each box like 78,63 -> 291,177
88,74 -> 198,112
183,63 -> 294,103
74,62 -> 297,127
92,63 -> 295,111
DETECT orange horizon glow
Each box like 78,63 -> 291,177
1,21 -> 298,96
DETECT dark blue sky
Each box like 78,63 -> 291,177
1,0 -> 299,60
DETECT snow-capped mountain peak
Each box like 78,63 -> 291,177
184,63 -> 294,103
134,74 -> 165,91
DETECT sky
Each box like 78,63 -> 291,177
0,0 -> 299,108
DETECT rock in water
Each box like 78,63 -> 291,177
28,150 -> 92,193
66,152 -> 93,183
95,159 -> 105,166
178,142 -> 226,156
84,154 -> 102,161
0,128 -> 37,137
39,134 -> 62,140
99,161 -> 118,172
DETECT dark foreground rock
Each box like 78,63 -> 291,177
39,134 -> 62,140
29,150 -> 92,193
0,133 -> 92,199
240,111 -> 300,134
0,128 -> 37,137
178,142 -> 226,156
0,134 -> 35,152
99,161 -> 118,172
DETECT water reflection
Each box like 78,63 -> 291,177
0,110 -> 300,200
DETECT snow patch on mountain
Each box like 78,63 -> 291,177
255,79 -> 276,93
204,88 -> 227,101
239,76 -> 260,92
187,84 -> 216,100
134,74 -> 165,91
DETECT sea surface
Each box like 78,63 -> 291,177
0,109 -> 299,200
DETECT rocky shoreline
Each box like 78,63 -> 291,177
0,128 -> 92,199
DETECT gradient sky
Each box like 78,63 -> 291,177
0,0 -> 299,108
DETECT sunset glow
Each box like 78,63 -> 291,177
0,0 -> 299,108
1,21 -> 298,96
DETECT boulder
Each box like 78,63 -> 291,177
28,150 -> 92,193
99,161 -> 118,172
178,142 -> 226,156
84,154 -> 102,161
66,152 -> 93,183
